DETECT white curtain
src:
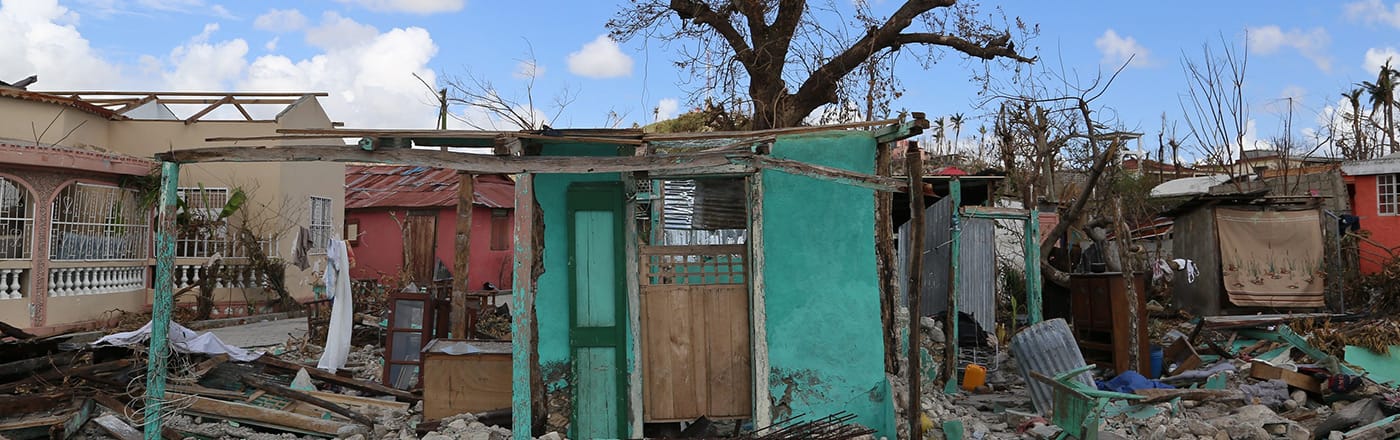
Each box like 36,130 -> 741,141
317,239 -> 353,372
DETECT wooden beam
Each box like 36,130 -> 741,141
184,96 -> 233,124
453,172 -> 474,338
169,393 -> 351,436
943,177 -> 962,395
255,355 -> 419,402
746,171 -> 772,429
240,376 -> 376,426
37,91 -> 328,97
509,170 -> 536,440
92,414 -> 142,440
872,116 -> 931,144
0,359 -> 131,393
232,102 -> 254,121
875,141 -> 897,376
745,155 -> 904,192
961,206 -> 1032,220
642,118 -> 900,141
113,94 -> 157,114
158,144 -> 754,175
905,141 -> 926,440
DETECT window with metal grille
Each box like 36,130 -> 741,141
0,177 -> 33,260
50,183 -> 149,260
309,196 -> 333,253
1381,175 -> 1399,215
490,209 -> 509,250
176,187 -> 229,258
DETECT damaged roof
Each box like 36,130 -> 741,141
345,165 -> 513,210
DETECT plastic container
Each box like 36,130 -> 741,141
962,363 -> 987,390
1150,345 -> 1164,379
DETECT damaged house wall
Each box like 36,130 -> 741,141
532,142 -> 629,436
759,131 -> 894,438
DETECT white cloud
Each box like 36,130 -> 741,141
335,0 -> 465,14
209,4 -> 232,19
567,35 -> 633,79
0,0 -> 123,89
305,11 -> 380,50
1247,25 -> 1332,72
1345,0 -> 1400,28
1094,29 -> 1153,68
512,59 -> 543,79
75,0 -> 234,19
655,98 -> 679,121
264,36 -> 279,51
158,23 -> 249,90
1364,47 -> 1400,75
254,8 -> 307,33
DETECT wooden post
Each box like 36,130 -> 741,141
876,142 -> 897,375
905,142 -> 925,440
1113,197 -> 1142,373
452,172 -> 474,338
943,177 -> 961,395
510,172 -> 536,440
145,161 -> 179,440
1025,206 -> 1043,324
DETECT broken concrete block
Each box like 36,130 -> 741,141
1312,397 -> 1382,437
1027,423 -> 1061,439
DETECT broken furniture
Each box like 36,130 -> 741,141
1031,365 -> 1145,440
1068,273 -> 1149,376
384,284 -> 436,390
421,339 -> 512,420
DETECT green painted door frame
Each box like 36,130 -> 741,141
567,182 -> 630,438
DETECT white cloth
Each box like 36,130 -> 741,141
92,321 -> 261,362
1173,258 -> 1199,284
317,239 -> 353,372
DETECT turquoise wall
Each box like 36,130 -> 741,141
761,131 -> 893,437
534,143 -> 626,370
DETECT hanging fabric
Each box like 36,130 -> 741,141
292,226 -> 313,271
317,239 -> 353,372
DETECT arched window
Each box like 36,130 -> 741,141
50,183 -> 149,260
0,176 -> 33,260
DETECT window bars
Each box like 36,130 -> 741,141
0,177 -> 33,260
309,196 -> 333,252
50,183 -> 149,260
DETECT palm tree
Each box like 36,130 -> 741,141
1361,60 -> 1398,153
950,113 -> 966,158
1343,88 -> 1368,159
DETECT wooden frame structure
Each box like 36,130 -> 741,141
34,91 -> 331,123
146,116 -> 975,439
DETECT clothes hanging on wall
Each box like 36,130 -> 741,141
292,226 -> 314,271
317,239 -> 353,372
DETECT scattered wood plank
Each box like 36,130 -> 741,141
0,391 -> 71,415
306,390 -> 410,413
240,376 -> 376,426
1133,388 -> 1244,404
60,399 -> 95,440
92,414 -> 142,440
0,320 -> 35,340
1250,361 -> 1323,394
0,352 -> 80,379
188,354 -> 229,379
0,359 -> 132,393
255,355 -> 418,402
166,384 -> 247,401
168,392 -> 351,436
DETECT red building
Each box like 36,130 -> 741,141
1342,156 -> 1400,274
344,165 -> 514,289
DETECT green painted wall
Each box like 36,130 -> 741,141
534,143 -> 627,371
761,131 -> 893,437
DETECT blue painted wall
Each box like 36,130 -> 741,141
761,131 -> 893,437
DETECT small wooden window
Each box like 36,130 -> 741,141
490,209 -> 509,251
345,219 -> 361,246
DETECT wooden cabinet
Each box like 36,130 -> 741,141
421,339 -> 512,420
1068,273 -> 1148,376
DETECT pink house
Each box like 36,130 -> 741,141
344,166 -> 514,289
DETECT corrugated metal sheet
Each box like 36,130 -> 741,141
899,197 -> 996,333
345,165 -> 513,210
662,179 -> 747,230
1009,318 -> 1093,415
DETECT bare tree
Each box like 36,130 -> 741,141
1178,36 -> 1250,178
608,0 -> 1036,129
441,46 -> 579,130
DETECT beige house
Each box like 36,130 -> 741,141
0,88 -> 344,335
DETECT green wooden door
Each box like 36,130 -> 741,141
568,183 -> 628,439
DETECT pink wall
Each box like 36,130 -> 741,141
347,206 -> 514,289
1347,174 -> 1400,274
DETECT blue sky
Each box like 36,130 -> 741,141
2,0 -> 1397,158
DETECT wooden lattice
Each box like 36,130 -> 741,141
640,245 -> 745,286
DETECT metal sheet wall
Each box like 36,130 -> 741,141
898,197 -> 996,333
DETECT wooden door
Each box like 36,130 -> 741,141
404,211 -> 437,284
640,245 -> 752,421
568,183 -> 628,438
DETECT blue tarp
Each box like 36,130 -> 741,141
1096,370 -> 1174,394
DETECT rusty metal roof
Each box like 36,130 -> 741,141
345,165 -> 513,210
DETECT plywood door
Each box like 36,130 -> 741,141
568,184 -> 628,439
404,212 -> 437,283
639,245 -> 752,422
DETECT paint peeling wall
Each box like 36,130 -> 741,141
760,131 -> 893,437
